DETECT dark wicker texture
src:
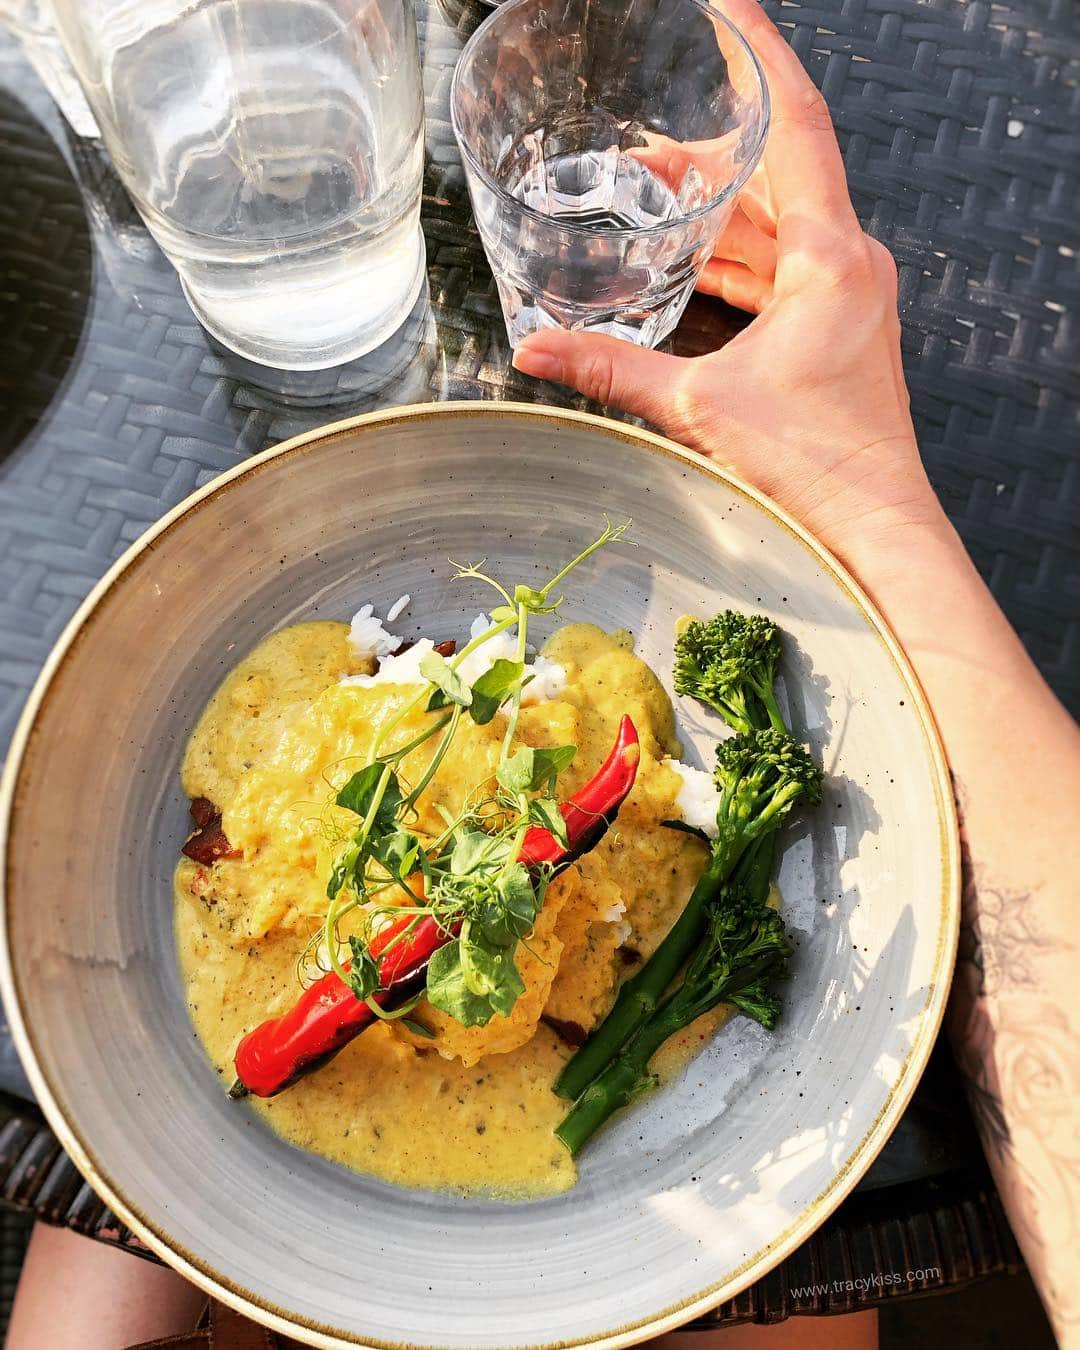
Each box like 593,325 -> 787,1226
0,0 -> 1076,1329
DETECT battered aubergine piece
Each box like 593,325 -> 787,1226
179,681 -> 507,941
181,620 -> 368,809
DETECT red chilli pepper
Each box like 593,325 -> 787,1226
231,714 -> 640,1099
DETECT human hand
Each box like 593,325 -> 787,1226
511,0 -> 944,573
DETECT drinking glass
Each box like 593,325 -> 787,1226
451,0 -> 769,348
50,0 -> 427,369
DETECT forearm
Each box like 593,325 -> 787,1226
840,496 -> 1080,1346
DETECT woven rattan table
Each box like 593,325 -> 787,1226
0,0 -> 1076,1331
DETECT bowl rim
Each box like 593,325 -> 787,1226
0,400 -> 960,1350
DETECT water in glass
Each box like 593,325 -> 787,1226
451,0 -> 769,348
52,0 -> 426,368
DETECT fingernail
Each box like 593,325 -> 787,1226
512,347 -> 564,382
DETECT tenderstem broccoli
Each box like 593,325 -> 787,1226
673,612 -> 786,736
553,725 -> 821,1100
673,610 -> 790,903
556,888 -> 792,1155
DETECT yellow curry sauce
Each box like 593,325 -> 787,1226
175,621 -> 720,1198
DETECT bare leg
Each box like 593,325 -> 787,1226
651,1310 -> 879,1350
6,1223 -> 207,1350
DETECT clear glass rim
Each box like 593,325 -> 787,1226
449,0 -> 772,238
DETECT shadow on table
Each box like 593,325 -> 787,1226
0,88 -> 92,465
203,277 -> 446,430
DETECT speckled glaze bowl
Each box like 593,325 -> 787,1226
0,403 -> 959,1348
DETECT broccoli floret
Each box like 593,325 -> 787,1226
728,980 -> 784,1031
664,887 -> 792,1029
554,627 -> 824,1112
713,727 -> 823,866
674,612 -> 785,734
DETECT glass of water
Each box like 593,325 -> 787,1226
451,0 -> 768,348
50,0 -> 426,369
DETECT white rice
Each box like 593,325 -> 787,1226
601,896 -> 626,924
340,606 -> 567,708
523,655 -> 568,704
385,593 -> 411,623
341,638 -> 435,688
664,758 -> 721,839
459,614 -> 568,705
348,603 -> 403,662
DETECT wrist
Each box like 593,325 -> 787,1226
828,492 -> 959,598
778,430 -> 949,588
830,496 -> 1035,693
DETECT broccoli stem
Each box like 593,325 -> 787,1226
554,851 -> 729,1099
733,831 -> 776,904
556,949 -> 785,1154
555,748 -> 814,1099
555,814 -> 785,1101
755,680 -> 787,736
555,1029 -> 666,1154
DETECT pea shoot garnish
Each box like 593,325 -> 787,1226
316,520 -> 631,1029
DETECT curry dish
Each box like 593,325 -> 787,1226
175,621 -> 720,1197
174,529 -> 821,1196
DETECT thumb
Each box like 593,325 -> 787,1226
512,330 -> 689,429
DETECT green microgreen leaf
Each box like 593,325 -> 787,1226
449,829 -> 510,876
459,929 -> 526,1014
532,744 -> 577,791
528,796 -> 569,849
469,658 -> 525,725
401,1017 -> 436,1040
497,744 -> 576,796
425,942 -> 495,1027
513,583 -> 563,616
326,855 -> 350,900
336,764 -> 403,831
347,936 -> 380,1001
369,829 -> 421,881
473,864 -> 540,947
496,749 -> 532,796
420,650 -> 473,711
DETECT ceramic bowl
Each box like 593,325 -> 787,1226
0,403 -> 959,1348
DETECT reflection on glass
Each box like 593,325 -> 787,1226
50,0 -> 427,370
451,0 -> 768,348
207,277 -> 442,415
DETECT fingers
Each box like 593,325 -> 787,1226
713,204 -> 777,280
512,331 -> 690,427
715,0 -> 859,230
696,259 -> 770,313
626,137 -> 693,193
735,172 -> 779,237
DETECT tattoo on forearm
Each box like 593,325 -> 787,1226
955,832 -> 1051,1159
950,775 -> 1079,1334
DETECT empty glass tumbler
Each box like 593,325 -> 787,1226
51,0 -> 427,369
451,0 -> 769,348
